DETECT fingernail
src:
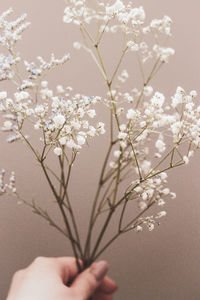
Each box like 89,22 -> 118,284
90,260 -> 108,281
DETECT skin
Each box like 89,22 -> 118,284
7,256 -> 117,300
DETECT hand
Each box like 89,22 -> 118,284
7,256 -> 117,300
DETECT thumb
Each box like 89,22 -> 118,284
70,261 -> 109,299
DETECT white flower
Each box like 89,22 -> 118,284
35,105 -> 44,114
151,92 -> 165,108
139,200 -> 147,210
162,188 -> 170,195
2,120 -> 12,130
148,223 -> 155,231
141,160 -> 151,174
130,6 -> 146,24
158,199 -> 165,206
97,122 -> 105,134
118,132 -> 127,139
59,136 -> 67,145
77,135 -> 86,146
14,91 -> 29,102
153,45 -> 175,62
156,211 -> 167,218
136,225 -> 143,232
183,156 -> 189,165
134,186 -> 143,193
114,150 -> 121,158
190,90 -> 197,98
56,85 -> 64,93
126,108 -> 136,119
73,42 -> 81,49
144,86 -> 153,96
119,124 -> 126,131
88,126 -> 96,137
160,172 -> 168,180
54,147 -> 62,156
155,139 -> 166,153
66,139 -> 76,148
140,121 -> 146,128
87,109 -> 96,118
106,0 -> 125,15
53,114 -> 66,127
41,81 -> 48,88
141,192 -> 148,201
0,91 -> 7,100
127,41 -> 139,51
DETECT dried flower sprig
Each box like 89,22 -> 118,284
1,2 -> 200,271
0,169 -> 16,195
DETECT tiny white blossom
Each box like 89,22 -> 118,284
56,85 -> 65,94
148,223 -> 155,231
119,124 -> 126,131
126,109 -> 136,119
136,225 -> 143,232
87,109 -> 96,118
127,41 -> 139,51
66,139 -> 76,148
59,136 -> 67,145
139,199 -> 147,210
158,199 -> 165,206
162,188 -> 170,195
170,192 -> 176,199
183,156 -> 189,165
114,150 -> 121,158
156,211 -> 167,218
106,0 -> 125,15
144,86 -> 153,96
53,114 -> 66,127
73,42 -> 81,49
0,91 -> 7,100
118,132 -> 127,140
77,135 -> 86,146
155,139 -> 166,153
41,81 -> 48,88
54,147 -> 62,156
160,172 -> 168,180
2,120 -> 12,130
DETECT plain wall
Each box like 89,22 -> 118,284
1,1 -> 200,299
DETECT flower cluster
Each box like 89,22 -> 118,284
0,84 -> 105,153
0,169 -> 16,195
0,1 -> 199,268
64,0 -> 174,65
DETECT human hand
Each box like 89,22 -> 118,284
7,256 -> 117,300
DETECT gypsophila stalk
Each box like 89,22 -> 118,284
1,1 -> 200,273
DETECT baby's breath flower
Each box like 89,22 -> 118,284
53,114 -> 66,127
136,225 -> 143,232
155,139 -> 166,153
106,0 -> 125,16
156,211 -> 167,218
0,91 -> 7,99
54,147 -> 62,156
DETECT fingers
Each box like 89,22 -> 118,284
98,276 -> 117,294
55,257 -> 81,284
28,256 -> 80,285
70,261 -> 109,299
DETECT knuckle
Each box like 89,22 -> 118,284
13,269 -> 25,279
34,256 -> 45,263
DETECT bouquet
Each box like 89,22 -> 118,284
1,0 -> 199,276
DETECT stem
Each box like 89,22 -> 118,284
93,202 -> 155,260
110,46 -> 128,85
40,159 -> 81,268
90,206 -> 115,261
84,141 -> 115,258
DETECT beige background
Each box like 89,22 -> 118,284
1,1 -> 200,299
